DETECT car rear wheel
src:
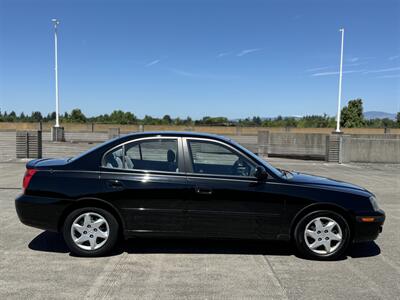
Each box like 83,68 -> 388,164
294,210 -> 350,260
63,207 -> 119,257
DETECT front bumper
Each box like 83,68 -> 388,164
353,209 -> 385,242
15,194 -> 68,232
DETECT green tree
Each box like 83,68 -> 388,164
340,99 -> 365,128
252,116 -> 262,126
142,115 -> 157,125
45,111 -> 56,122
397,112 -> 400,128
184,116 -> 193,126
297,114 -> 335,128
61,112 -> 70,123
177,117 -> 182,125
7,111 -> 17,121
30,111 -> 43,122
196,116 -> 229,126
19,112 -> 26,121
68,109 -> 87,123
282,117 -> 297,127
162,114 -> 172,125
91,113 -> 110,123
108,110 -> 137,124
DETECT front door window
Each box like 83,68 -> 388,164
188,140 -> 256,177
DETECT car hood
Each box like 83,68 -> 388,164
286,171 -> 369,193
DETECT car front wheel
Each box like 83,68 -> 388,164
294,210 -> 350,260
63,207 -> 119,257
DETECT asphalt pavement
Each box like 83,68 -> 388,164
0,158 -> 399,299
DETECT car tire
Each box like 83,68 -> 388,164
63,207 -> 119,257
294,210 -> 350,260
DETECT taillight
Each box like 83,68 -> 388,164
23,169 -> 37,191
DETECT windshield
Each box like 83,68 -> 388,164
228,138 -> 283,178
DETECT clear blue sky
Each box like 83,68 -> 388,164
0,0 -> 399,119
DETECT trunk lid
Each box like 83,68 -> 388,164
26,158 -> 70,169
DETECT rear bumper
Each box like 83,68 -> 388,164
15,194 -> 68,232
353,209 -> 385,243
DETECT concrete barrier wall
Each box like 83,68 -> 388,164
342,136 -> 400,163
1,129 -> 399,163
349,134 -> 400,140
267,132 -> 328,159
258,132 -> 400,163
256,131 -> 328,160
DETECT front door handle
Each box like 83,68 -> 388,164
195,187 -> 213,195
107,180 -> 124,189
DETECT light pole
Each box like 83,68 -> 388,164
52,19 -> 60,127
335,28 -> 345,132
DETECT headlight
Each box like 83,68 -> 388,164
369,196 -> 380,211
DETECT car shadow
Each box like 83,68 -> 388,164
28,231 -> 69,253
121,238 -> 294,256
29,231 -> 381,260
348,241 -> 381,258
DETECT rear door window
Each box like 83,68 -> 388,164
124,139 -> 179,172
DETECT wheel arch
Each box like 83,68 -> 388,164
58,197 -> 125,233
289,203 -> 355,241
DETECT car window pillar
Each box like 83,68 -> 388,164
122,144 -> 126,169
181,137 -> 193,173
138,144 -> 143,160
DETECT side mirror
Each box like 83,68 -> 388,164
254,166 -> 268,181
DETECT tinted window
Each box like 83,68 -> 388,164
125,139 -> 179,172
103,146 -> 124,169
188,140 -> 256,176
125,144 -> 141,160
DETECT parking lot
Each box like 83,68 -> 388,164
0,158 -> 399,299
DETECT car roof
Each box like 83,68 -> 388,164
122,131 -> 233,142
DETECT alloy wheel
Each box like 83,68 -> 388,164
70,212 -> 110,251
303,216 -> 343,255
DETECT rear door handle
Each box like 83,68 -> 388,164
107,180 -> 124,189
195,187 -> 213,195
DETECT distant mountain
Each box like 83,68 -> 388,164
364,111 -> 397,120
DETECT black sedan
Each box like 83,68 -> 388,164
16,131 -> 385,259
